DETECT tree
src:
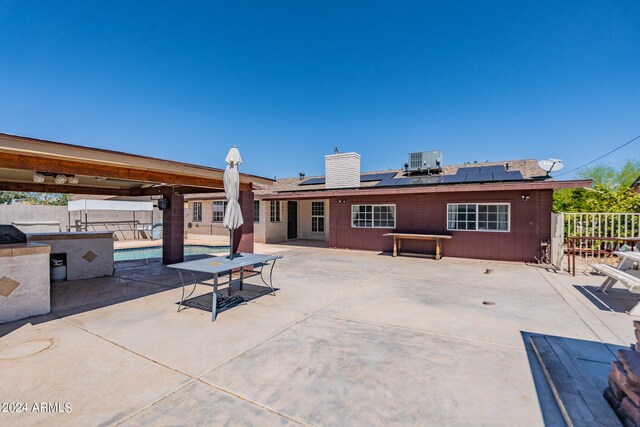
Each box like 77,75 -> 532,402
0,192 -> 72,206
553,159 -> 640,213
576,159 -> 640,188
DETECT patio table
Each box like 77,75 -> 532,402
595,251 -> 640,315
168,253 -> 282,321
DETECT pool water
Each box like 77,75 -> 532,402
114,245 -> 229,261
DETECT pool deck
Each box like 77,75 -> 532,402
0,243 -> 636,426
114,237 -> 231,250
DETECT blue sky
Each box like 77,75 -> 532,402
0,1 -> 638,179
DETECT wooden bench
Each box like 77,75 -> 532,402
383,233 -> 452,260
594,263 -> 640,316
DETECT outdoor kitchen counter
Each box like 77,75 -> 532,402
26,231 -> 114,281
0,242 -> 51,323
0,241 -> 51,257
27,231 -> 115,240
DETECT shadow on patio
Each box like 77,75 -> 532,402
0,255 -> 213,338
573,284 -> 640,315
522,331 -> 624,426
268,239 -> 328,248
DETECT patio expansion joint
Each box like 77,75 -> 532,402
198,264 -> 396,376
57,316 -> 196,380
535,268 -> 627,345
194,378 -> 309,426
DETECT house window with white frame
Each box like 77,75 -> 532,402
447,203 -> 510,232
351,204 -> 395,228
270,201 -> 280,222
212,201 -> 226,222
192,202 -> 202,222
311,201 -> 324,233
254,200 -> 260,222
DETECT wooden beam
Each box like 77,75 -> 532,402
131,183 -> 251,196
0,153 -> 226,189
0,181 -> 132,196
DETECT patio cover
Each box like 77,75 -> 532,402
68,199 -> 154,212
0,132 -> 272,264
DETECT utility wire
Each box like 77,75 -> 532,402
555,134 -> 640,177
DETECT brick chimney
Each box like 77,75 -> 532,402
325,152 -> 361,189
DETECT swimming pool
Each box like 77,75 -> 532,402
114,245 -> 229,261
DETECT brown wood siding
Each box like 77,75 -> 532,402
329,189 -> 553,262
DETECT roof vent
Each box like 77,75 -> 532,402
407,150 -> 443,174
299,172 -> 305,180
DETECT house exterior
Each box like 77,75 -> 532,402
632,175 -> 640,193
185,151 -> 588,262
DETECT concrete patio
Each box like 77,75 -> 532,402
0,243 -> 636,426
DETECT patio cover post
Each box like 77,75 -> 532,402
233,191 -> 254,255
162,193 -> 185,265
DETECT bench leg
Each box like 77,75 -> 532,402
629,300 -> 640,317
598,277 -> 617,294
435,239 -> 442,261
392,237 -> 397,257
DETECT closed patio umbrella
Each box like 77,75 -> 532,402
223,146 -> 243,259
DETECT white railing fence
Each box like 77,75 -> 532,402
565,212 -> 640,242
562,212 -> 640,271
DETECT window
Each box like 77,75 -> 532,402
447,203 -> 510,232
351,204 -> 395,228
311,201 -> 325,233
192,202 -> 202,222
212,201 -> 226,222
254,200 -> 260,222
270,201 -> 280,222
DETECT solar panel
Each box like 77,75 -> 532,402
493,171 -> 524,181
479,165 -> 506,174
374,178 -> 401,187
465,172 -> 493,183
441,175 -> 467,184
455,166 -> 481,175
360,172 -> 397,182
299,178 -> 325,186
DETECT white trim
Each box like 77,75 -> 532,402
446,202 -> 511,233
351,204 -> 397,229
311,201 -> 325,233
192,201 -> 203,222
270,200 -> 281,223
212,200 -> 225,223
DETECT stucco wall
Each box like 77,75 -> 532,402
0,204 -> 161,240
0,245 -> 50,323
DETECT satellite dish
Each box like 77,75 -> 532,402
538,159 -> 564,175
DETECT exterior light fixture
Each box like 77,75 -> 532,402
67,176 -> 79,184
521,195 -> 530,202
32,172 -> 45,183
54,174 -> 68,184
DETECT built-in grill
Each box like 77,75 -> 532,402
0,224 -> 27,245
